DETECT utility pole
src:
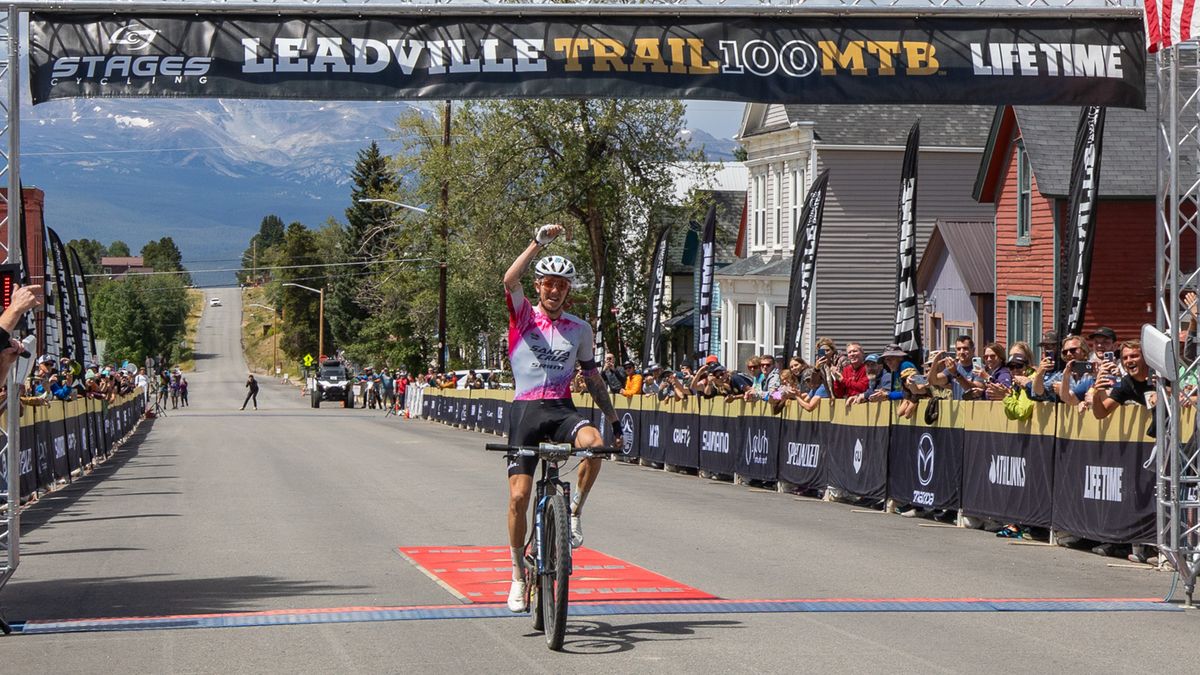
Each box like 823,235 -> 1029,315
252,237 -> 256,283
318,287 -> 325,362
438,99 -> 450,372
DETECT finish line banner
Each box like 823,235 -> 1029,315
28,14 -> 1145,107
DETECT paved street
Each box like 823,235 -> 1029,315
0,288 -> 1197,672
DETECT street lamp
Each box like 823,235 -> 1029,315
282,282 -> 325,364
248,303 -> 279,375
358,196 -> 447,371
358,198 -> 428,215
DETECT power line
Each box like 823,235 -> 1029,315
85,257 -> 436,278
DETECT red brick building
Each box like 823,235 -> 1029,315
0,187 -> 48,353
973,99 -> 1157,349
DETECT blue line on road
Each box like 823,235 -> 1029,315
14,599 -> 1180,635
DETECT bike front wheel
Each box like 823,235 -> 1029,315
540,492 -> 571,650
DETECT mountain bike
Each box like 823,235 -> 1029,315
486,441 -> 618,651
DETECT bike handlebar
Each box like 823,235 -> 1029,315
486,442 -> 620,457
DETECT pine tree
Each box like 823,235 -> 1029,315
277,222 -> 323,360
326,141 -> 398,350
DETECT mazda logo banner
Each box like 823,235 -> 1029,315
29,14 -> 1145,107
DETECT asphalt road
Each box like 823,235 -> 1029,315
1,288 -> 1197,672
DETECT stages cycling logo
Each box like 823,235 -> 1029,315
109,25 -> 159,51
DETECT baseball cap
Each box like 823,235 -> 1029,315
865,354 -> 880,363
1089,326 -> 1118,341
1039,330 -> 1059,346
705,355 -> 719,365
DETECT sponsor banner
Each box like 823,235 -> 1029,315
1053,405 -> 1155,543
661,397 -> 700,469
18,415 -> 37,498
696,397 -> 737,476
63,401 -> 83,471
600,395 -> 642,461
28,14 -> 1145,107
35,410 -> 53,491
1058,106 -> 1106,337
889,400 -> 964,510
47,228 -> 77,360
782,169 -> 830,361
732,399 -> 780,481
777,400 -> 826,490
824,401 -> 889,499
640,401 -> 668,464
892,122 -> 922,360
643,226 -> 671,367
695,204 -> 717,358
959,401 -> 1056,528
49,403 -> 70,482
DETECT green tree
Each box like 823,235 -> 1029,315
107,240 -> 131,257
276,222 -> 324,360
326,141 -> 398,350
238,214 -> 287,284
385,99 -> 702,366
67,238 -> 106,276
91,274 -> 190,365
141,236 -> 192,285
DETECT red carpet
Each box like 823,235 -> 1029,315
398,546 -> 717,604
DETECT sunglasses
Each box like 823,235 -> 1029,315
759,363 -> 773,368
1062,347 -> 1081,354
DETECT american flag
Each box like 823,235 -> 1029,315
1146,0 -> 1200,52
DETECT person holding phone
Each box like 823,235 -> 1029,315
1092,340 -> 1155,420
831,341 -> 869,398
972,343 -> 1011,401
929,335 -> 984,400
1053,335 -> 1097,409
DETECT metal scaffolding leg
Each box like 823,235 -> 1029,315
1156,44 -> 1200,608
0,3 -> 19,635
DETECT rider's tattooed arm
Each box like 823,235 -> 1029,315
584,369 -> 618,423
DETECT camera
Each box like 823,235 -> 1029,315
817,348 -> 827,359
1071,361 -> 1096,376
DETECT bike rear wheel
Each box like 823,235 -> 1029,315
540,493 -> 571,650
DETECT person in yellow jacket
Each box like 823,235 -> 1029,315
620,359 -> 642,398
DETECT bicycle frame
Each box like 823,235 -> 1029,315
531,456 -> 572,578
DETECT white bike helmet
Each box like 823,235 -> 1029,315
535,255 -> 576,281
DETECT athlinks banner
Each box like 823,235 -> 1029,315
28,14 -> 1145,107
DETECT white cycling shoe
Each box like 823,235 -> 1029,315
507,579 -> 527,613
570,515 -> 584,549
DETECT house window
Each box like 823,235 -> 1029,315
736,304 -> 757,370
791,166 -> 805,237
774,305 -> 788,356
753,174 -> 766,250
1016,140 -> 1032,245
946,321 -> 975,352
773,167 -> 782,248
1006,296 -> 1042,349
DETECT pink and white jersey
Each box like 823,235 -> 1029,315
507,285 -> 595,401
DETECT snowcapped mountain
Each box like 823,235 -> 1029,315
20,98 -> 739,285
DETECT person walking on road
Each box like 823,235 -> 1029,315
242,374 -> 259,410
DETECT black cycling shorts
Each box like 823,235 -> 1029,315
506,398 -> 593,476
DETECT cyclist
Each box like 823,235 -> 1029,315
502,223 -> 622,613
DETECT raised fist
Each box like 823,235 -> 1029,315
535,224 -> 562,246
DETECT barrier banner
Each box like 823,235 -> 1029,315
777,400 -> 826,490
1053,405 -> 1156,543
50,404 -> 69,481
29,14 -> 1146,107
640,399 -> 668,464
458,392 -> 471,427
824,400 -> 889,499
661,396 -> 700,469
18,415 -> 36,498
960,401 -> 1056,527
697,397 -> 737,476
35,410 -> 53,490
63,401 -> 83,471
889,400 -> 964,510
612,395 -> 642,461
732,399 -> 780,481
